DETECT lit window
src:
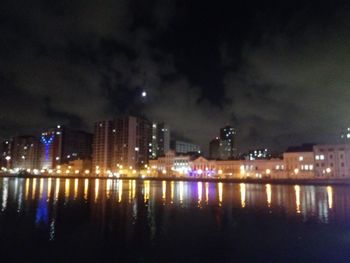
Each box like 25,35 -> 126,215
320,155 -> 325,160
315,155 -> 320,160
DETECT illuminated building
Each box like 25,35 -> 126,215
209,125 -> 237,160
283,144 -> 315,178
209,137 -> 231,160
40,125 -> 92,169
1,139 -> 13,168
92,116 -> 152,174
40,126 -> 62,169
171,140 -> 200,154
190,156 -> 216,177
215,159 -> 284,179
92,120 -> 114,174
150,122 -> 170,159
149,151 -> 215,178
10,136 -> 40,170
247,149 -> 270,160
340,127 -> 350,141
114,116 -> 151,169
219,125 -> 237,159
151,153 -> 285,179
313,144 -> 350,178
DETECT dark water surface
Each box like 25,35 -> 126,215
1,177 -> 350,262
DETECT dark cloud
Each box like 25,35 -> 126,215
1,0 -> 350,154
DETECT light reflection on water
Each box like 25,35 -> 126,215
1,177 -> 350,240
2,177 -> 350,262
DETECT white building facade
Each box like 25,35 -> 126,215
313,144 -> 350,178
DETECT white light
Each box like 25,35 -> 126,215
142,91 -> 147,97
326,167 -> 331,173
299,156 -> 304,161
5,156 -> 11,161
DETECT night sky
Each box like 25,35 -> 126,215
1,0 -> 350,153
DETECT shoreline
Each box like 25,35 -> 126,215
1,173 -> 350,186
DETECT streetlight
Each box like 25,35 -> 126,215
5,156 -> 11,169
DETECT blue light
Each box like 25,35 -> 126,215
41,134 -> 54,161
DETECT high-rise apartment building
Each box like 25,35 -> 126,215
61,129 -> 92,163
92,120 -> 114,173
92,116 -> 152,174
113,116 -> 151,169
219,125 -> 236,159
150,122 -> 170,159
40,126 -> 63,169
209,137 -> 231,160
40,125 -> 92,169
11,136 -> 40,170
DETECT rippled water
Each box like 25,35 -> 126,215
1,177 -> 350,262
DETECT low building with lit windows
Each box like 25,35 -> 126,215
313,144 -> 350,178
150,150 -> 284,179
215,159 -> 285,179
149,150 -> 192,177
283,144 -> 315,179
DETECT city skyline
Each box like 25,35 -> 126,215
2,2 -> 350,262
2,1 -> 350,154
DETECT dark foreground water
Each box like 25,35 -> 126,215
0,178 -> 350,262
